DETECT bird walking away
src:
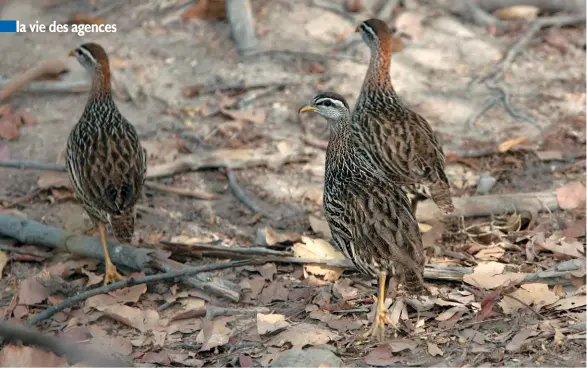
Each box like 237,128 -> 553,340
66,43 -> 147,285
353,18 -> 454,216
299,92 -> 425,342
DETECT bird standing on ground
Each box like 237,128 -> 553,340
353,18 -> 454,215
66,43 -> 147,285
299,92 -> 425,342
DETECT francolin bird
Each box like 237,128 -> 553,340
353,18 -> 454,216
299,92 -> 425,342
66,43 -> 147,285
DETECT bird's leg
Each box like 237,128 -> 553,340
98,222 -> 123,285
362,271 -> 398,342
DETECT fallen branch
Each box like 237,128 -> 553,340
161,239 -> 291,257
310,0 -> 360,22
444,0 -> 585,26
146,148 -> 314,179
0,215 -> 241,301
224,167 -> 271,217
160,238 -> 584,285
0,78 -> 89,94
474,13 -> 586,84
415,190 -> 559,223
0,320 -> 130,367
0,242 -> 51,258
226,0 -> 258,53
143,181 -> 216,200
245,48 -> 361,63
0,59 -> 69,103
26,259 -> 260,326
182,79 -> 298,98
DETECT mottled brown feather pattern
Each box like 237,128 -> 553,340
66,43 -> 146,244
354,19 -> 454,214
306,92 -> 425,293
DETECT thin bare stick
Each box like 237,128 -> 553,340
474,14 -> 586,84
0,160 -> 65,171
245,48 -> 361,62
143,181 -> 216,200
0,320 -> 130,367
161,239 -> 291,257
310,0 -> 360,22
224,167 -> 271,217
0,214 -> 241,301
0,59 -> 69,103
416,190 -> 560,223
0,78 -> 89,94
26,259 -> 260,326
226,0 -> 258,53
182,79 -> 298,98
0,243 -> 51,258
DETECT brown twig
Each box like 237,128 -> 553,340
310,0 -> 360,22
223,167 -> 271,217
0,214 -> 241,301
161,239 -> 291,257
473,13 -> 587,85
245,48 -> 361,63
26,259 -> 260,326
416,190 -> 559,223
143,181 -> 216,200
0,320 -> 130,367
0,78 -> 89,94
0,243 -> 51,258
2,187 -> 43,208
226,0 -> 258,53
503,294 -> 546,320
182,79 -> 298,98
0,59 -> 69,103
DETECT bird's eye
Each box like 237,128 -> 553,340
323,100 -> 332,107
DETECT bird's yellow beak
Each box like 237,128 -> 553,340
68,50 -> 75,57
298,104 -> 317,114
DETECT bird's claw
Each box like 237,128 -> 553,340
104,262 -> 124,285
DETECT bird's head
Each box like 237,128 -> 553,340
298,92 -> 350,125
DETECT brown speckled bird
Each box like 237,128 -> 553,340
299,92 -> 425,342
353,18 -> 454,216
66,43 -> 147,285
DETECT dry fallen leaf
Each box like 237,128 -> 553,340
0,250 -> 7,280
493,5 -> 539,21
256,313 -> 290,335
196,316 -> 233,351
181,0 -> 226,20
427,342 -> 444,357
364,344 -> 401,366
556,181 -> 586,210
268,323 -> 339,348
308,215 -> 332,240
109,284 -> 147,304
0,141 -> 10,160
547,295 -> 587,311
333,278 -> 359,300
389,339 -> 419,352
436,306 -> 467,321
463,262 -> 525,289
474,246 -> 505,261
497,136 -> 527,152
293,237 -> 345,282
541,231 -> 584,258
37,171 -> 71,190
394,11 -> 424,40
81,268 -> 103,286
0,345 -> 68,367
0,106 -> 35,141
498,284 -> 559,314
260,279 -> 289,304
506,328 -> 538,352
220,108 -> 266,124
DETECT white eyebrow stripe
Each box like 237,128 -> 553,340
78,46 -> 98,65
360,23 -> 377,38
315,97 -> 345,108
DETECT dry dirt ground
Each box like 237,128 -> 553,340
0,0 -> 585,366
